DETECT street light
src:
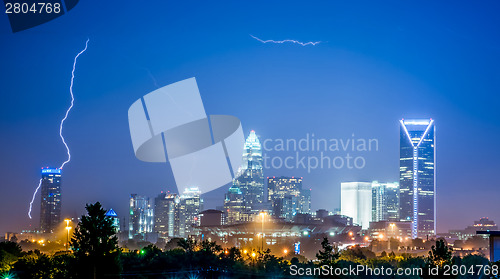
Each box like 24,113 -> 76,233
259,212 -> 266,251
389,223 -> 396,250
65,219 -> 71,251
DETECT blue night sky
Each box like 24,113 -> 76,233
0,0 -> 499,234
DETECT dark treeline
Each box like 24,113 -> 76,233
0,202 -> 498,278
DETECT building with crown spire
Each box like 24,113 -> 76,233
233,130 -> 265,212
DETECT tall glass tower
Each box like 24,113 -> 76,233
224,185 -> 246,224
178,187 -> 203,237
233,130 -> 264,211
267,176 -> 310,221
154,193 -> 178,239
129,194 -> 154,240
371,181 -> 399,222
399,119 -> 436,239
40,168 -> 62,233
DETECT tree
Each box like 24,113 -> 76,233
424,239 -> 455,278
339,246 -> 375,262
12,250 -> 54,279
70,202 -> 120,279
427,239 -> 452,267
0,241 -> 22,273
177,238 -> 197,254
164,237 -> 184,251
316,237 -> 339,266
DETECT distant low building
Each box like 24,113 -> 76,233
449,217 -> 498,240
477,231 -> 500,262
368,221 -> 412,240
323,215 -> 353,227
197,215 -> 361,248
200,209 -> 225,227
316,209 -> 329,219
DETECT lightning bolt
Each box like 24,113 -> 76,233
250,35 -> 321,46
28,179 -> 42,219
59,38 -> 89,170
28,38 -> 90,219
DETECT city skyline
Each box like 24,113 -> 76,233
1,1 -> 500,236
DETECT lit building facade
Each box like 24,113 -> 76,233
154,193 -> 178,239
39,168 -> 62,233
154,188 -> 203,239
267,176 -> 311,222
268,176 -> 302,202
129,194 -> 154,240
341,182 -> 372,229
199,209 -> 225,226
224,185 -> 246,225
233,130 -> 265,211
178,187 -> 203,238
299,188 -> 311,214
368,221 -> 412,241
105,208 -> 120,232
400,119 -> 436,238
372,181 -> 399,222
449,217 -> 498,240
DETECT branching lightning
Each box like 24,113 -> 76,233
28,38 -> 90,219
28,179 -> 42,219
250,35 -> 321,46
59,38 -> 89,170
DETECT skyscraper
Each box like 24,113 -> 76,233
399,119 -> 436,238
154,193 -> 178,239
224,185 -> 246,225
178,187 -> 203,238
267,176 -> 310,221
299,188 -> 311,214
39,168 -> 62,233
371,181 -> 399,222
154,188 -> 203,239
129,194 -> 154,240
233,130 -> 265,211
268,176 -> 302,202
341,182 -> 372,229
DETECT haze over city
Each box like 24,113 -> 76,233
1,0 -> 500,237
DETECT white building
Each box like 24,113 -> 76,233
341,182 -> 372,229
